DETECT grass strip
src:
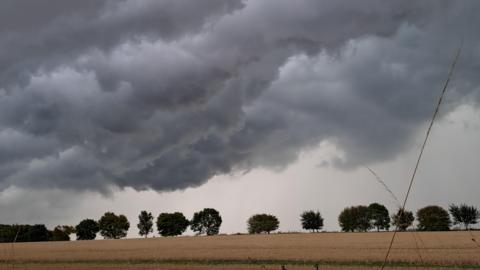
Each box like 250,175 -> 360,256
1,258 -> 479,269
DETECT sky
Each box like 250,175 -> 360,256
0,0 -> 480,237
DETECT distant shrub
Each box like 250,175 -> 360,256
417,206 -> 450,231
338,206 -> 371,232
157,212 -> 189,237
98,212 -> 130,239
191,208 -> 222,236
75,219 -> 99,240
391,209 -> 414,231
300,210 -> 324,232
247,214 -> 279,234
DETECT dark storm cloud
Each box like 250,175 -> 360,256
0,0 -> 479,192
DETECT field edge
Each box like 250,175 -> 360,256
2,258 -> 480,269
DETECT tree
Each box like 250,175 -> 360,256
98,212 -> 130,239
416,205 -> 451,231
0,224 -> 52,243
75,219 -> 99,240
449,204 -> 480,230
338,206 -> 371,232
16,224 -> 51,242
368,203 -> 390,231
391,209 -> 414,231
247,214 -> 279,234
191,208 -> 222,236
0,225 -> 16,242
137,211 -> 154,238
300,210 -> 324,232
52,225 -> 75,241
156,212 -> 190,237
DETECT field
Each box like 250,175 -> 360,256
1,231 -> 479,270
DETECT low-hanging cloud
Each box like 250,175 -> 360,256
0,0 -> 479,192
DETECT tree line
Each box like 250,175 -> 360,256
1,203 -> 478,243
338,203 -> 479,232
0,224 -> 74,242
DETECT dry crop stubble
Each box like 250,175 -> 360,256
0,232 -> 479,269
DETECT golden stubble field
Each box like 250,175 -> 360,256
0,231 -> 479,270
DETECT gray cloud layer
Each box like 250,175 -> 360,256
0,0 -> 479,192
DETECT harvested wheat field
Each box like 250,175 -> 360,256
1,231 -> 479,270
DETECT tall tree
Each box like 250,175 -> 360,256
416,206 -> 451,231
137,211 -> 154,238
368,203 -> 390,231
391,209 -> 414,231
190,208 -> 222,236
300,210 -> 324,232
338,206 -> 371,232
156,212 -> 190,237
75,219 -> 99,240
98,212 -> 130,239
247,214 -> 279,234
449,204 -> 480,230
52,225 -> 75,241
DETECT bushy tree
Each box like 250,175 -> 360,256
300,210 -> 323,232
75,219 -> 99,240
368,203 -> 390,231
0,225 -> 17,242
98,212 -> 130,239
191,208 -> 222,236
156,212 -> 189,237
137,211 -> 154,238
52,225 -> 75,241
17,225 -> 52,242
338,206 -> 371,232
449,204 -> 480,230
247,214 -> 279,234
416,206 -> 450,231
0,224 -> 73,242
391,209 -> 414,231
0,224 -> 52,242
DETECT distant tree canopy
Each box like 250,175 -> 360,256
416,206 -> 451,231
300,210 -> 324,232
391,209 -> 414,231
368,203 -> 390,231
247,214 -> 279,234
338,206 -> 371,232
0,224 -> 51,243
137,211 -> 154,238
156,212 -> 189,237
191,208 -> 222,236
75,219 -> 99,240
98,212 -> 130,239
52,225 -> 75,241
449,204 -> 479,230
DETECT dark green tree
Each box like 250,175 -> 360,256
98,212 -> 130,239
391,209 -> 414,231
300,210 -> 324,232
338,206 -> 371,232
52,225 -> 75,241
449,204 -> 480,230
137,211 -> 154,238
247,214 -> 279,234
75,219 -> 99,240
368,203 -> 390,231
191,208 -> 222,236
0,225 -> 16,242
0,224 -> 51,242
416,205 -> 451,231
18,225 -> 51,242
156,212 -> 189,237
